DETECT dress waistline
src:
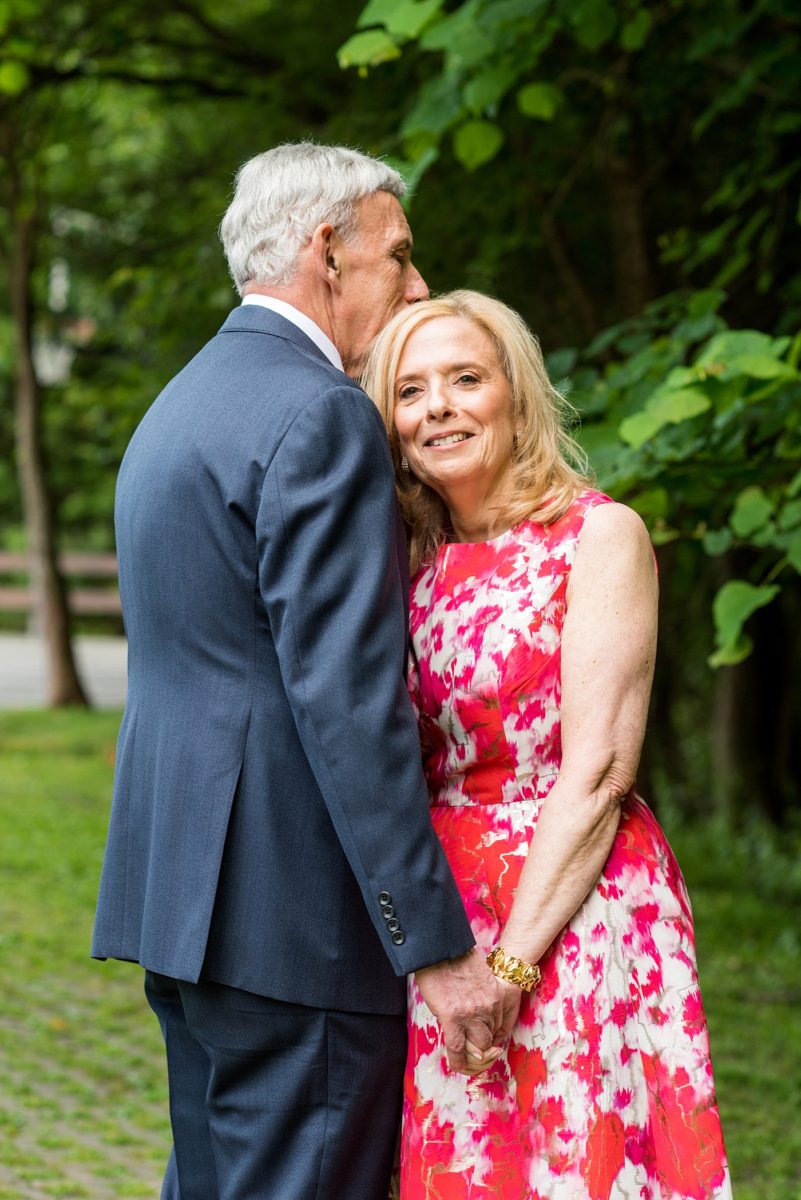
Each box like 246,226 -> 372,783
430,772 -> 558,808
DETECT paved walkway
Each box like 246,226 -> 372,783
0,634 -> 127,708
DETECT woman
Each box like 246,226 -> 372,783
363,291 -> 732,1200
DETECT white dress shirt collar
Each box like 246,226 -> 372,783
240,295 -> 344,373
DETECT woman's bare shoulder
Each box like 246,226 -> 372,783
571,500 -> 656,590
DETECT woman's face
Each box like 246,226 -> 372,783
393,315 -> 516,507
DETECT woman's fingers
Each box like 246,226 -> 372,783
462,1038 -> 503,1074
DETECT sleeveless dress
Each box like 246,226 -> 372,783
401,490 -> 732,1200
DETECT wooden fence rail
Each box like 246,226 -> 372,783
0,552 -> 121,616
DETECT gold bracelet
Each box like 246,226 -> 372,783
486,946 -> 541,992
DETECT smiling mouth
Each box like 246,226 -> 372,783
425,432 -> 475,448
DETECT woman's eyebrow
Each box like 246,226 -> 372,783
396,362 -> 481,385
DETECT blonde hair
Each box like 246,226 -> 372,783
361,290 -> 591,573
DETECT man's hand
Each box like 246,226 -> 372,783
415,949 -> 518,1076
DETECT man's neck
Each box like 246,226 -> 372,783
242,284 -> 336,349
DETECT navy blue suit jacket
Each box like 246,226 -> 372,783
92,304 -> 474,1014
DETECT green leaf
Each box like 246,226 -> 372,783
419,0 -> 488,68
570,0 -> 616,50
517,82 -> 562,120
357,0 -> 443,39
401,74 -> 463,140
703,528 -> 733,556
709,580 -> 779,667
727,354 -> 797,381
696,330 -> 794,382
546,347 -> 578,378
664,366 -> 696,389
620,386 -> 712,448
0,60 -> 29,95
651,526 -> 679,546
751,520 -> 778,549
698,330 -> 773,362
575,419 -> 622,466
620,9 -> 651,51
385,147 -> 439,204
357,0 -> 402,26
649,387 -> 711,423
463,67 -> 517,114
628,487 -> 669,521
774,112 -> 801,135
337,29 -> 401,68
619,411 -> 663,449
729,486 -> 775,538
777,498 -> 801,531
715,581 -> 779,640
709,632 -> 754,668
788,531 -> 801,573
788,468 -> 801,498
453,120 -> 504,170
688,288 -> 727,318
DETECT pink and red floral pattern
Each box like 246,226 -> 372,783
402,490 -> 732,1200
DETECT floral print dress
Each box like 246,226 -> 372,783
401,490 -> 732,1200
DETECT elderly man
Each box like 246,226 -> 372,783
93,143 -> 505,1200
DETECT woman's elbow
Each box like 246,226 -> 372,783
591,762 -> 635,816
599,769 -> 634,810
560,751 -> 637,817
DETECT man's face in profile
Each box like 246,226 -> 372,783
336,191 -> 429,374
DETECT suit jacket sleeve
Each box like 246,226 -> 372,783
256,382 -> 475,975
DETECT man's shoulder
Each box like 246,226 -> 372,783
129,313 -> 374,462
204,309 -> 357,396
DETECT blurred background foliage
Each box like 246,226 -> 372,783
1,0 -> 800,825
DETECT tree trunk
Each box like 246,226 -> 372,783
540,213 -> 600,343
637,541 -> 679,817
602,144 -> 655,317
9,198 -> 89,707
750,583 -> 801,825
709,553 -> 757,826
710,661 -> 741,827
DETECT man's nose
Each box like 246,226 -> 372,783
405,263 -> 429,303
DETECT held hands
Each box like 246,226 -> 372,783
415,949 -> 523,1077
463,978 -> 522,1073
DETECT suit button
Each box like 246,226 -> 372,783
391,931 -> 406,946
378,891 -> 392,906
387,918 -> 400,933
381,904 -> 395,920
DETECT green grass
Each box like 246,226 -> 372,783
665,819 -> 801,1200
0,710 -> 168,1200
0,711 -> 799,1198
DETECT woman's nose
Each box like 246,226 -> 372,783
426,384 -> 453,418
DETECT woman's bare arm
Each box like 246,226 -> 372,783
497,501 -> 658,972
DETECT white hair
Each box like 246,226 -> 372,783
219,142 -> 406,294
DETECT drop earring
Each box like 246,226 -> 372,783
400,456 -> 410,472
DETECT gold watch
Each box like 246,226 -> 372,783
486,946 -> 541,992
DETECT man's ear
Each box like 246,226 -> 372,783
310,223 -> 343,292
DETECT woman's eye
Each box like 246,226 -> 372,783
398,386 -> 420,401
456,373 -> 479,385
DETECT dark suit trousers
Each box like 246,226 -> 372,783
145,972 -> 406,1200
